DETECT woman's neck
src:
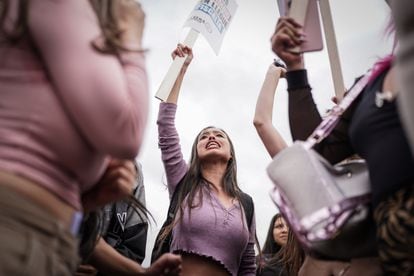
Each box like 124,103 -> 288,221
200,162 -> 226,192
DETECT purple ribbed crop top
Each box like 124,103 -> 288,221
157,102 -> 256,276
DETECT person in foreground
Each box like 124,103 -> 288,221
0,0 -> 172,274
271,12 -> 414,275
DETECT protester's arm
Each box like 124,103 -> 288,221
271,17 -> 305,72
286,70 -> 323,140
89,238 -> 182,276
272,17 -> 355,164
253,64 -> 288,158
270,18 -> 322,142
286,71 -> 358,164
157,46 -> 193,195
88,237 -> 145,275
270,17 -> 320,141
28,0 -> 148,158
165,45 -> 193,104
157,103 -> 188,196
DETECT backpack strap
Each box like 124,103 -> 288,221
239,192 -> 261,258
304,74 -> 371,149
151,178 -> 186,263
239,192 -> 254,229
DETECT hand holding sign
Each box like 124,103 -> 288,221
274,0 -> 345,100
155,0 -> 238,101
271,17 -> 305,71
172,44 -> 194,73
155,29 -> 199,101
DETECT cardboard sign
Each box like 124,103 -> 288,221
183,0 -> 238,55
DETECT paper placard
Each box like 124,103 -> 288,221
183,0 -> 238,55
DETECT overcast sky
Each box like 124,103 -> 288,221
137,0 -> 392,266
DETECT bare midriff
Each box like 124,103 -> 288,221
180,252 -> 231,276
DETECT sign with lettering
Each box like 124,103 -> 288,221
184,0 -> 238,54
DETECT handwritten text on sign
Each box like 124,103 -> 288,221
184,0 -> 238,54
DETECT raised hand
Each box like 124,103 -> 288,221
271,17 -> 305,71
172,44 -> 193,73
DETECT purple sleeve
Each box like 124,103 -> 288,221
28,0 -> 148,159
239,214 -> 257,275
157,103 -> 188,196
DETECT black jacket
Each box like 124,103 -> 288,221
101,162 -> 148,264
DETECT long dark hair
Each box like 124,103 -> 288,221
262,213 -> 284,256
257,214 -> 284,272
272,228 -> 305,276
158,126 -> 246,242
0,0 -> 142,54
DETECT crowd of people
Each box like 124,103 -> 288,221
0,0 -> 413,275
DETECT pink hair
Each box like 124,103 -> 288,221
368,54 -> 394,83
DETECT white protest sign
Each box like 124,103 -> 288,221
155,0 -> 238,101
183,0 -> 238,55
